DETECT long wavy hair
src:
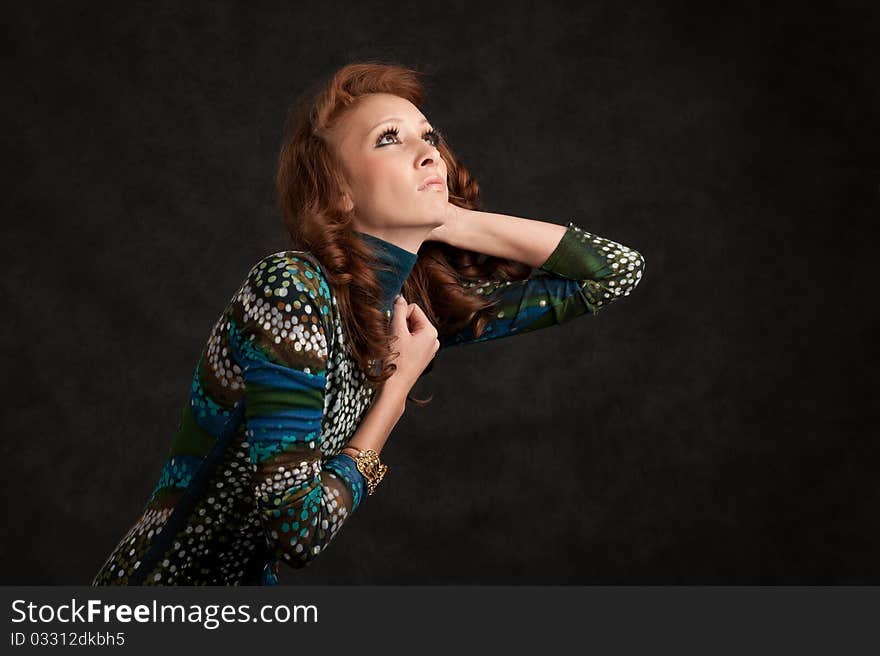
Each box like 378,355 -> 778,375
275,60 -> 532,405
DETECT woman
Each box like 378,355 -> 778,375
92,61 -> 645,586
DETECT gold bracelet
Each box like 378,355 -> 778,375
344,447 -> 388,496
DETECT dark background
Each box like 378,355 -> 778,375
2,1 -> 877,584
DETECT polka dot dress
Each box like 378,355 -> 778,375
91,221 -> 644,585
92,251 -> 374,586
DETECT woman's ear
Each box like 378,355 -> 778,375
331,192 -> 353,215
340,192 -> 354,213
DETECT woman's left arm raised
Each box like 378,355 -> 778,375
430,205 -> 646,349
431,206 -> 570,268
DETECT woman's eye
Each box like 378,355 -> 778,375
376,129 -> 398,146
376,127 -> 442,147
423,130 -> 441,147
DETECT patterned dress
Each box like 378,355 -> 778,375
91,221 -> 645,585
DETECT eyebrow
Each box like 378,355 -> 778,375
369,116 -> 431,133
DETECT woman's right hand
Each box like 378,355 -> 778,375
386,294 -> 440,396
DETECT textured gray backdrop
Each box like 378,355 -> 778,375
3,0 -> 877,584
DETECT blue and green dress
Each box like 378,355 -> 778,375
91,221 -> 645,585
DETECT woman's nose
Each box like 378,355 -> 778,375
417,144 -> 439,167
418,141 -> 440,166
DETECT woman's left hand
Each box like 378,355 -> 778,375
425,202 -> 466,245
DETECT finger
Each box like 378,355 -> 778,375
390,295 -> 409,333
407,304 -> 434,332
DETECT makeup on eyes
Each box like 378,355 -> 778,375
375,125 -> 443,148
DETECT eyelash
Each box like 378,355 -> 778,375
376,125 -> 443,148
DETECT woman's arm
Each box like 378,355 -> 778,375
432,207 -> 646,349
339,383 -> 406,460
230,251 -> 400,570
432,206 -> 569,267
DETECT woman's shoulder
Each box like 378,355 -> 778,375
244,249 -> 329,285
240,249 -> 334,318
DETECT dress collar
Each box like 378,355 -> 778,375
353,231 -> 419,317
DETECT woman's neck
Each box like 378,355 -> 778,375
353,230 -> 419,316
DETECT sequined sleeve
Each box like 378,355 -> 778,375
231,252 -> 367,569
439,221 -> 645,348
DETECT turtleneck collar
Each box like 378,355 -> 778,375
354,230 -> 419,317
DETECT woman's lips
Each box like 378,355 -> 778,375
418,175 -> 445,191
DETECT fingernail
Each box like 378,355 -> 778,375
395,294 -> 403,302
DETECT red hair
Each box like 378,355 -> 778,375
275,60 -> 531,405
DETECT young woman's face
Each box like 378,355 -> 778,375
329,93 -> 448,234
